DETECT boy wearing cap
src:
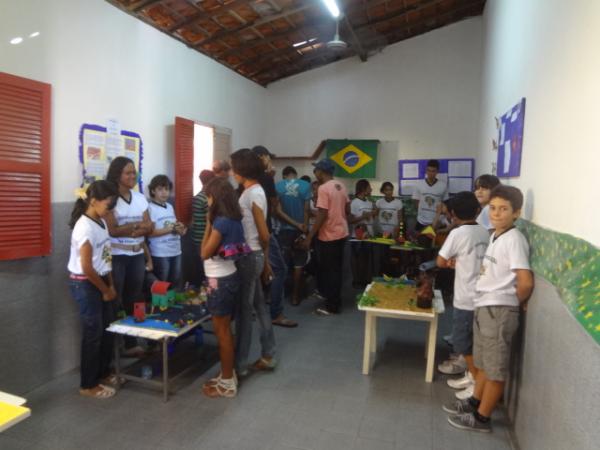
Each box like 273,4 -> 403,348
303,159 -> 349,315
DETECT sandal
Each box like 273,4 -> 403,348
202,379 -> 237,398
251,357 -> 277,371
101,374 -> 126,387
206,371 -> 238,387
271,316 -> 298,328
79,384 -> 115,399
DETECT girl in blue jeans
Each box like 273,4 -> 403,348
201,177 -> 250,398
68,181 -> 118,399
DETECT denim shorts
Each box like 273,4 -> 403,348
452,307 -> 474,355
206,272 -> 240,317
278,229 -> 309,268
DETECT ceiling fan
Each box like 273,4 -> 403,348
326,15 -> 348,50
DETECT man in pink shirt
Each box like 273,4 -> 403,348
303,159 -> 349,315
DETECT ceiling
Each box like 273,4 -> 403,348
105,0 -> 486,86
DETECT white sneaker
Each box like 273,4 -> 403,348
455,384 -> 474,400
438,355 -> 467,375
447,371 -> 474,390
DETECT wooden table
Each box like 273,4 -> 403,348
358,282 -> 444,382
0,392 -> 30,432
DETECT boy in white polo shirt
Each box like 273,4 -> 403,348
412,159 -> 449,230
436,192 -> 490,399
444,185 -> 534,433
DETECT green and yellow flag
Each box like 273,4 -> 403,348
325,139 -> 378,178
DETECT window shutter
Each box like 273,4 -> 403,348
174,116 -> 194,224
0,72 -> 51,260
213,126 -> 231,163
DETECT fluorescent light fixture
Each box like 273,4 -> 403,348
293,40 -> 307,48
322,0 -> 340,18
29,31 -> 40,38
10,37 -> 23,45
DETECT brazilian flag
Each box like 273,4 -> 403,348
326,139 -> 378,178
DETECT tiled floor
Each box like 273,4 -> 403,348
1,283 -> 513,450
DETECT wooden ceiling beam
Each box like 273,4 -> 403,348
168,0 -> 249,32
344,15 -> 367,62
196,2 -> 316,48
130,0 -> 163,13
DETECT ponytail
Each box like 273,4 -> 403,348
69,198 -> 88,229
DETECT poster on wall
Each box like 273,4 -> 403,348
398,158 -> 474,196
79,123 -> 143,191
496,97 -> 526,178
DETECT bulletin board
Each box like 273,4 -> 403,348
78,123 -> 144,191
496,97 -> 526,178
398,158 -> 475,196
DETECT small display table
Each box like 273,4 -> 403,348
107,305 -> 211,402
358,281 -> 444,382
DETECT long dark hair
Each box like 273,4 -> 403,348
106,156 -> 135,188
69,181 -> 118,228
204,177 -> 243,221
230,148 -> 263,180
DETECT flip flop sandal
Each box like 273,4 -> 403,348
251,357 -> 277,371
79,385 -> 115,399
202,379 -> 237,398
101,375 -> 126,387
271,317 -> 298,328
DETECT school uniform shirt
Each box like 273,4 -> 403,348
147,201 -> 181,258
239,184 -> 267,251
475,227 -> 531,308
438,223 -> 490,311
476,205 -> 493,230
350,197 -> 375,237
68,215 -> 112,276
204,217 -> 246,278
375,198 -> 403,234
412,178 -> 449,226
275,178 -> 311,231
110,190 -> 148,256
316,179 -> 349,242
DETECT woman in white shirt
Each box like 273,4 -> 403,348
375,182 -> 404,238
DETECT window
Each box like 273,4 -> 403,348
0,72 -> 51,260
174,117 -> 230,224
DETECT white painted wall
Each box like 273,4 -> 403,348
263,18 -> 483,191
478,0 -> 600,247
0,0 -> 266,202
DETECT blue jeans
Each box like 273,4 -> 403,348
112,254 -> 146,315
234,251 -> 276,372
69,279 -> 117,389
268,235 -> 287,320
152,254 -> 182,290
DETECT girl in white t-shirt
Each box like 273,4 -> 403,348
105,157 -> 153,354
200,177 -> 250,398
68,180 -> 119,399
147,175 -> 187,289
375,181 -> 404,238
230,148 -> 277,375
349,179 -> 376,238
474,174 -> 501,231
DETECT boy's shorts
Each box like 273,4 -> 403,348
473,305 -> 520,381
278,230 -> 309,268
452,307 -> 474,355
206,272 -> 239,317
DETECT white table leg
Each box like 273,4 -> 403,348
370,315 -> 377,353
425,314 -> 438,383
362,312 -> 373,375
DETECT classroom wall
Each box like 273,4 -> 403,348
264,18 -> 483,192
0,0 -> 266,393
479,1 -> 600,449
477,0 -> 600,248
